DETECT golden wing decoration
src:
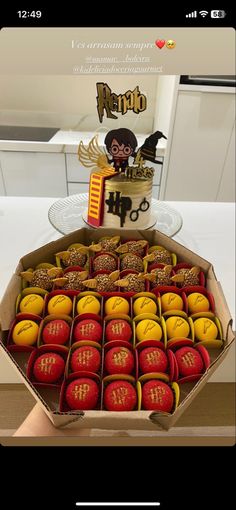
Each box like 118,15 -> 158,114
78,135 -> 110,169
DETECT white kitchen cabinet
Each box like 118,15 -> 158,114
152,186 -> 160,199
216,123 -> 235,202
0,152 -> 67,197
66,153 -> 90,182
0,161 -> 5,195
152,161 -> 163,187
163,90 -> 235,201
68,182 -> 88,195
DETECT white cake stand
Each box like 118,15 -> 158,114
48,193 -> 183,237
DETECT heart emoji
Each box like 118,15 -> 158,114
155,39 -> 165,49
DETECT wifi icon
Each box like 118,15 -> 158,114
199,10 -> 208,17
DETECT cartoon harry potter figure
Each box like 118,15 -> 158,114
104,128 -> 137,172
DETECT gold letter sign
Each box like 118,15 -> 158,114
96,83 -> 147,123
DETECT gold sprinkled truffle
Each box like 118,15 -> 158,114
93,253 -> 117,272
82,271 -> 120,292
56,247 -> 88,267
88,236 -> 120,254
115,273 -> 145,292
116,240 -> 148,257
144,266 -> 173,287
53,271 -> 88,291
144,247 -> 172,265
21,268 -> 63,291
173,267 -> 200,287
98,236 -> 120,253
120,253 -> 144,272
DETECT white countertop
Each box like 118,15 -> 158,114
0,131 -> 167,155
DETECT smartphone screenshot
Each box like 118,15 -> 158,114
0,6 -> 235,509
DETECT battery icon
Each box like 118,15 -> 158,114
211,10 -> 226,18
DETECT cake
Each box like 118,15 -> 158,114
102,173 -> 153,229
78,128 -> 166,229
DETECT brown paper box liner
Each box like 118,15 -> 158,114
0,227 -> 235,430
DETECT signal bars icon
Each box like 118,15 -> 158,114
186,11 -> 197,17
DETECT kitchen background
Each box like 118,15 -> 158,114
0,74 -> 235,382
0,74 -> 235,201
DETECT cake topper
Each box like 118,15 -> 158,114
78,135 -> 118,227
77,127 -> 167,227
136,130 -> 167,164
104,128 -> 137,172
96,83 -> 147,123
78,135 -> 111,170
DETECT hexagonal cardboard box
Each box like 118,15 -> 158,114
0,228 -> 234,430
